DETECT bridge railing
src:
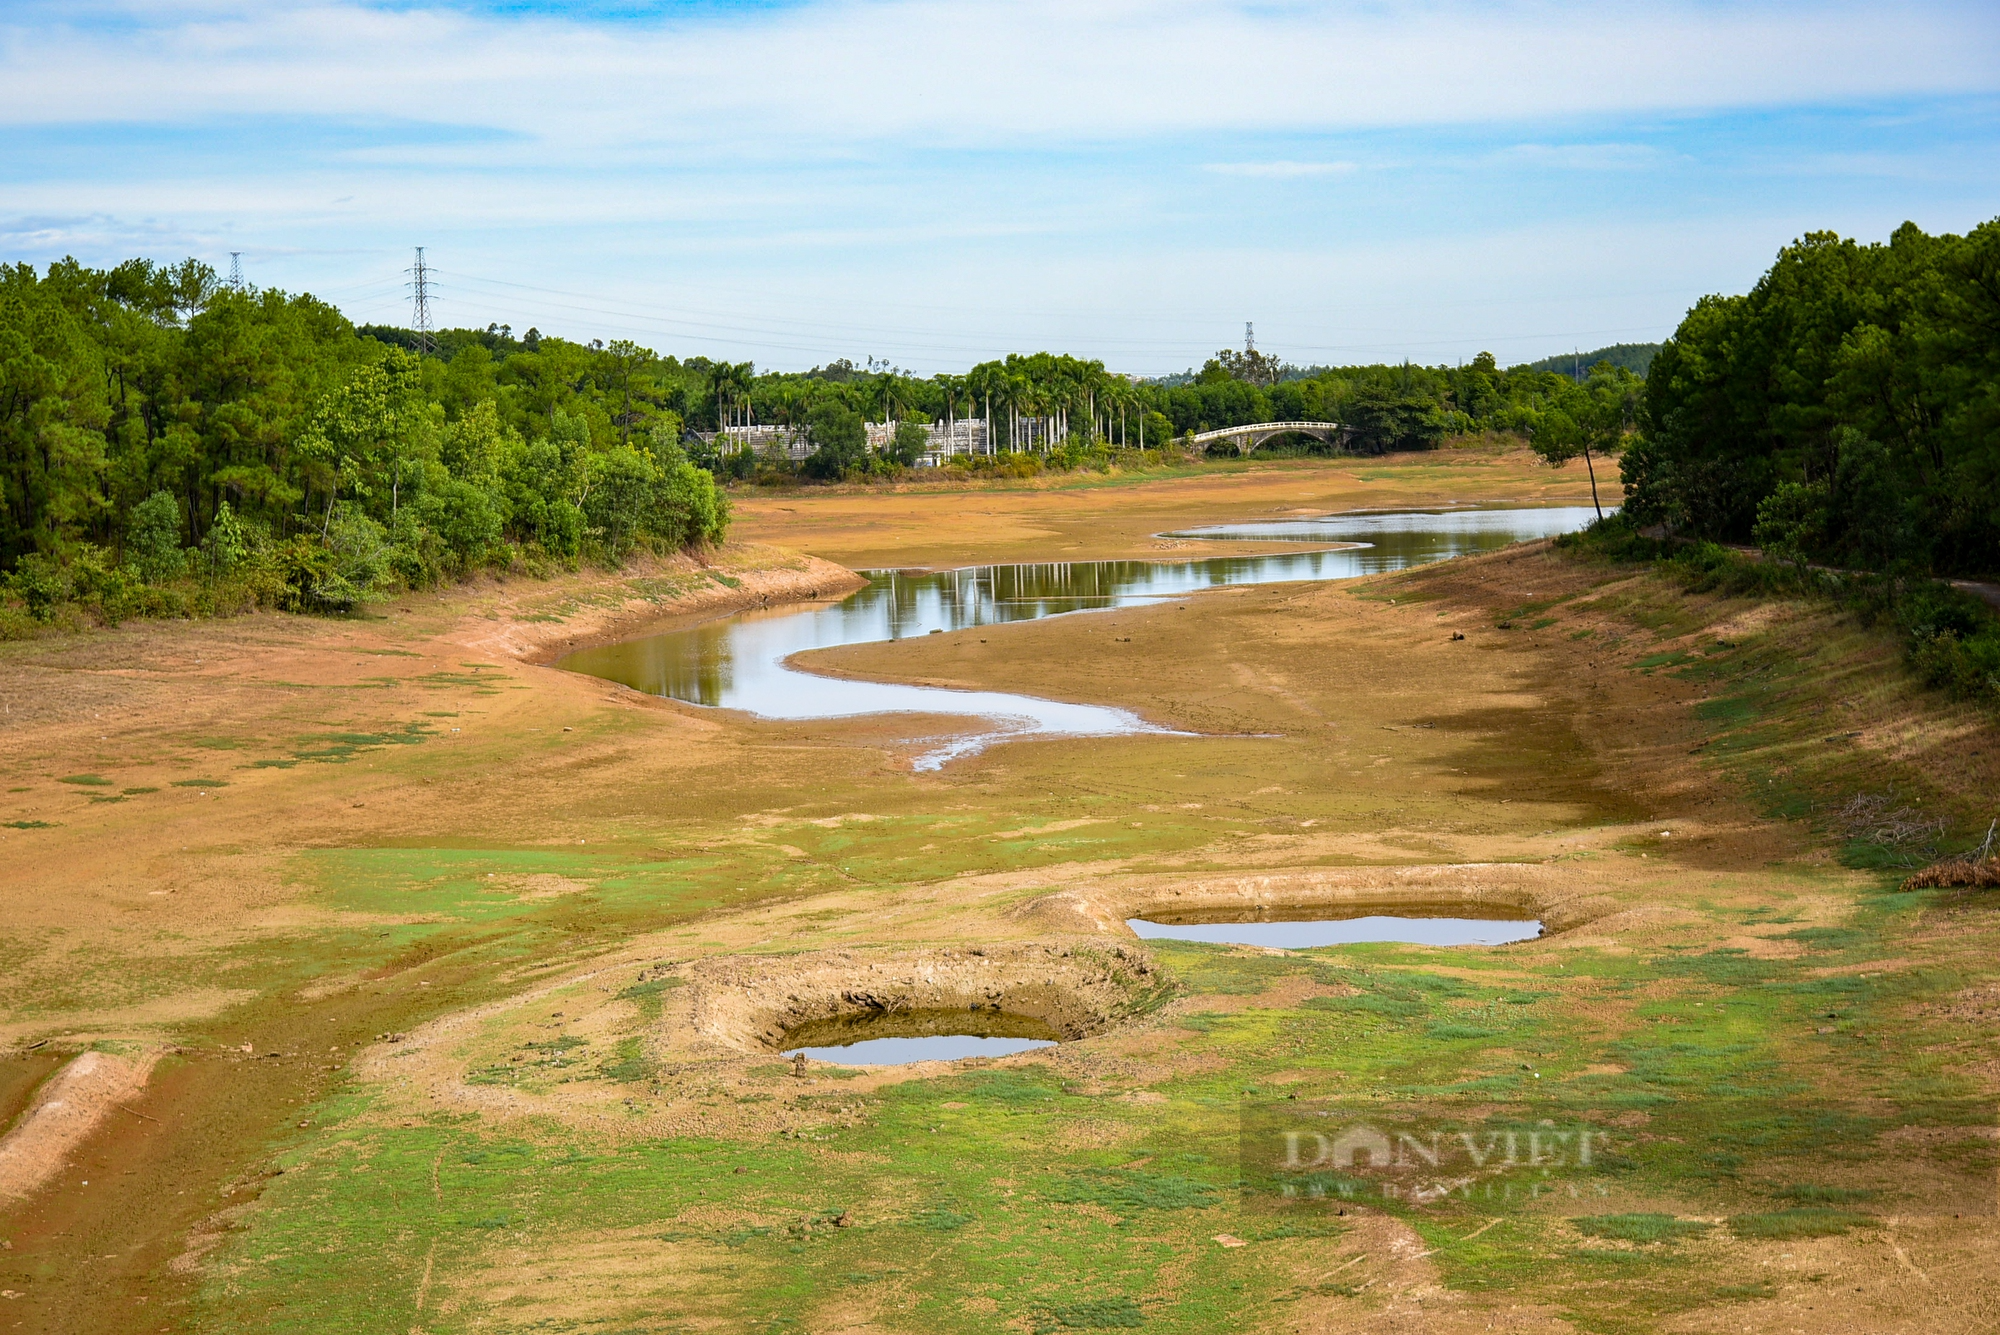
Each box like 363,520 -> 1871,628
1188,420 -> 1350,444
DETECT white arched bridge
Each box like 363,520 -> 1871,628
1189,420 -> 1353,455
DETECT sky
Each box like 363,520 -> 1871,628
3,1 -> 1998,375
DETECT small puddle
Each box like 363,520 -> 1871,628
779,1009 -> 1060,1066
1127,912 -> 1543,949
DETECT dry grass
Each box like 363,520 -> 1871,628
1903,858 -> 2000,889
1905,819 -> 2000,888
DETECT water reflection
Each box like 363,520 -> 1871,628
1127,915 -> 1545,949
1168,505 -> 1605,552
785,1034 -> 1057,1065
558,507 -> 1600,768
779,1008 -> 1062,1066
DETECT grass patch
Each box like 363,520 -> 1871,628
3,820 -> 56,829
1774,1184 -> 1877,1205
58,774 -> 111,786
171,778 -> 228,787
909,1203 -> 974,1232
1728,1208 -> 1875,1239
1032,1296 -> 1145,1331
1573,1214 -> 1713,1244
1044,1169 -> 1220,1216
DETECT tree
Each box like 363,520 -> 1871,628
888,420 -> 929,468
125,489 -> 186,583
294,349 -> 425,530
1629,219 -> 2000,574
802,402 -> 865,480
1530,382 -> 1614,519
582,447 -> 657,554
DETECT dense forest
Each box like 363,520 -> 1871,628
0,259 -> 729,624
1521,342 -> 1660,379
1626,219 -> 1999,579
1599,217 -> 2000,705
0,254 -> 1608,627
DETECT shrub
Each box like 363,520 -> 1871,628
7,552 -> 73,621
126,490 -> 189,584
1562,514 -> 2000,707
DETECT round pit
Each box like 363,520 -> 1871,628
679,941 -> 1167,1063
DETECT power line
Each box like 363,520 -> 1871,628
408,246 -> 435,356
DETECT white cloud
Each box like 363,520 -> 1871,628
1204,161 -> 1357,178
1488,143 -> 1665,171
1,1 -> 1995,149
3,2 -> 1994,370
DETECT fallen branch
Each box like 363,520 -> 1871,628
1902,822 -> 2000,890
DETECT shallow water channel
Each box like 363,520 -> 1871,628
560,506 -> 1600,769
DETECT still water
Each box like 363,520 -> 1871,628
785,1035 -> 1057,1065
1126,914 -> 1544,949
559,507 -> 1601,769
779,1009 -> 1062,1066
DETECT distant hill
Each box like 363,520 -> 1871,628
1516,342 -> 1660,379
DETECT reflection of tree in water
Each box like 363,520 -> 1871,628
565,508 -> 1602,713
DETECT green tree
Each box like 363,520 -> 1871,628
802,402 -> 866,480
582,447 -> 657,554
125,489 -> 186,583
888,419 -> 929,468
1528,375 -> 1624,527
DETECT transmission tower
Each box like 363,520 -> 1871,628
408,247 -> 435,355
227,252 -> 244,290
1245,321 -> 1255,354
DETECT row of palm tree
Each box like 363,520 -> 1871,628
698,352 -> 1163,454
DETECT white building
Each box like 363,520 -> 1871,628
702,418 -> 993,466
865,419 -> 990,464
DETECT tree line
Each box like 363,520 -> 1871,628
1625,219 -> 1998,580
1601,216 -> 2000,705
1,251 -> 1630,628
0,259 -> 728,626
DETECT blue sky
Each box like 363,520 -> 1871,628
3,1 -> 1997,373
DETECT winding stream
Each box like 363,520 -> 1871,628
559,506 -> 1601,768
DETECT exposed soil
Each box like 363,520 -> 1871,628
731,445 -> 1600,569
0,1050 -> 158,1202
3,457 -> 1996,1334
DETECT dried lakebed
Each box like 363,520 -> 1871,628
560,506 -> 1601,767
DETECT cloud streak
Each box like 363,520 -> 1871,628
1205,161 -> 1357,178
4,1 -> 1996,149
1,2 -> 1995,370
